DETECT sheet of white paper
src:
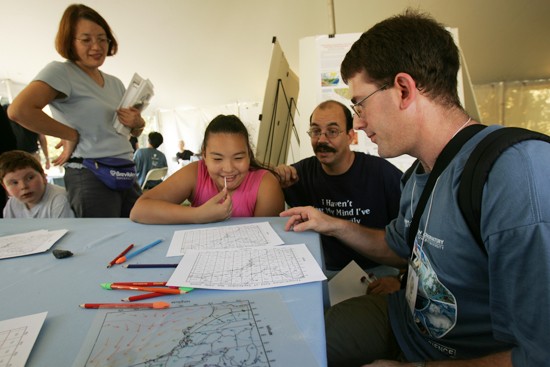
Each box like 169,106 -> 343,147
0,229 -> 68,260
72,293 -> 319,367
166,221 -> 284,257
167,243 -> 326,290
328,260 -> 376,306
0,311 -> 47,367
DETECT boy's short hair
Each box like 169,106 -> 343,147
0,150 -> 44,182
148,132 -> 164,148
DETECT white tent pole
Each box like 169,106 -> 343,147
3,79 -> 14,103
327,0 -> 336,37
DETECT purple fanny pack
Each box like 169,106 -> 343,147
82,157 -> 136,191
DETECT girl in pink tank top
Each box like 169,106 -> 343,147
130,115 -> 285,224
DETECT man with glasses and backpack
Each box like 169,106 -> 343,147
281,9 -> 550,367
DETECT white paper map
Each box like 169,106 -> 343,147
0,229 -> 68,260
0,312 -> 47,367
167,243 -> 326,290
72,292 -> 320,367
166,221 -> 284,257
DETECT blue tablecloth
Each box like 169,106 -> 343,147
0,217 -> 327,366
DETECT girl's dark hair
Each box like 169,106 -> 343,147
201,115 -> 265,171
55,4 -> 118,61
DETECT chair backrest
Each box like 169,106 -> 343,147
141,167 -> 168,190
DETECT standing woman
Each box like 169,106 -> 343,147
9,4 -> 145,217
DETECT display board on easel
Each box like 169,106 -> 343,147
256,38 -> 299,168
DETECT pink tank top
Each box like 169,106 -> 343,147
192,160 -> 268,217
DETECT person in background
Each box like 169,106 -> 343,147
0,150 -> 74,218
176,139 -> 195,163
0,106 -> 17,216
129,136 -> 139,152
3,104 -> 51,170
281,9 -> 550,366
134,131 -> 167,189
8,4 -> 145,218
130,114 -> 285,224
276,100 -> 403,289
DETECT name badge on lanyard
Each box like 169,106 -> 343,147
405,239 -> 422,315
405,258 -> 420,314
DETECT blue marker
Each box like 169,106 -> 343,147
115,239 -> 163,264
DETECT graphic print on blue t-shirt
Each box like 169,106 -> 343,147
413,237 -> 457,339
151,153 -> 162,167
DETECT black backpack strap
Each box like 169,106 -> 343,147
407,124 -> 486,249
458,127 -> 550,254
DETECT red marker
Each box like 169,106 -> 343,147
114,239 -> 163,264
121,287 -> 193,302
107,244 -> 134,268
122,292 -> 166,302
111,281 -> 167,287
79,302 -> 170,309
101,283 -> 188,295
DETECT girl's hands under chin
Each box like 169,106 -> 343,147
198,187 -> 233,222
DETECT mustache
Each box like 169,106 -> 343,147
314,143 -> 337,154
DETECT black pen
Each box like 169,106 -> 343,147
360,273 -> 377,283
123,264 -> 178,268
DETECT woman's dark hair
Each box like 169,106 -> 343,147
55,3 -> 118,61
201,115 -> 265,171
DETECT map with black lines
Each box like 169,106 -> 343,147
166,222 -> 284,257
73,293 -> 320,367
167,244 -> 327,290
0,312 -> 47,367
0,326 -> 29,367
0,229 -> 67,259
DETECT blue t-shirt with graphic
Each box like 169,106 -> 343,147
386,125 -> 550,365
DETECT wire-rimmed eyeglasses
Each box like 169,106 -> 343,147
350,83 -> 389,118
306,127 -> 344,139
74,37 -> 111,47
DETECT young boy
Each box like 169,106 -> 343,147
0,150 -> 74,218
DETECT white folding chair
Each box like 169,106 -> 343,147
141,167 -> 168,190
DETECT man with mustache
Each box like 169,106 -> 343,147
275,100 -> 403,285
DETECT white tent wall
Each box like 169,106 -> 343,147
2,0 -> 549,171
1,0 -> 548,112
